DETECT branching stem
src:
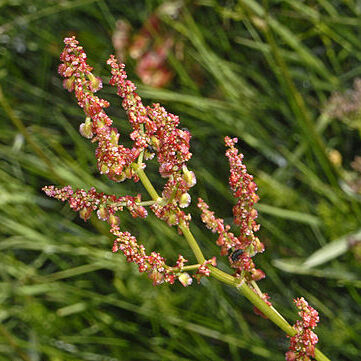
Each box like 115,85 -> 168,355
166,264 -> 202,272
113,200 -> 156,207
133,164 -> 330,361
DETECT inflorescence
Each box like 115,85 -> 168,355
46,36 -> 267,287
43,37 -> 320,360
198,136 -> 265,282
44,36 -> 208,286
286,298 -> 320,361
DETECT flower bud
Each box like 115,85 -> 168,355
285,351 -> 297,361
251,268 -> 265,281
112,241 -> 119,253
148,270 -> 164,285
95,118 -> 106,130
150,136 -> 160,151
249,208 -> 258,220
248,181 -> 257,193
110,129 -> 119,145
167,213 -> 178,226
100,163 -> 109,174
87,72 -> 103,92
64,66 -> 74,77
209,256 -> 217,266
63,77 -> 75,92
182,166 -> 196,187
108,214 -> 120,227
179,193 -> 191,208
79,207 -> 92,221
97,206 -> 109,221
178,272 -> 192,287
79,118 -> 93,139
255,239 -> 265,253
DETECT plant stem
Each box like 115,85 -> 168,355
210,267 -> 330,360
314,349 -> 332,361
133,165 -> 330,361
134,165 -> 206,264
179,224 -> 206,264
132,164 -> 159,201
167,264 -> 202,272
209,266 -> 295,335
113,200 -> 156,207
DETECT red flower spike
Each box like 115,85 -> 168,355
198,139 -> 264,284
106,52 -> 196,218
225,136 -> 260,238
58,37 -> 142,183
286,298 -> 319,360
42,185 -> 148,220
110,227 -> 189,286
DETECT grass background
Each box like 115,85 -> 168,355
1,0 -> 361,360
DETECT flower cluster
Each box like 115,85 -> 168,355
110,227 -> 183,286
42,185 -> 148,223
197,197 -> 238,254
59,36 -> 140,183
43,185 -> 197,286
286,298 -> 319,361
128,13 -> 174,88
59,37 -> 197,209
58,37 -> 196,227
107,52 -> 196,228
198,137 -> 265,282
41,36 -> 329,360
112,220 -> 215,286
45,37 -> 203,285
225,137 -> 260,240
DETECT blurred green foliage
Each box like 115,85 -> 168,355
1,0 -> 361,360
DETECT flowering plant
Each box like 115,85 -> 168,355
43,37 -> 330,361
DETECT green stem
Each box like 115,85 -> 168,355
179,224 -> 206,264
138,125 -> 145,166
133,165 -> 330,361
133,165 -> 206,264
132,164 -> 159,201
314,349 -> 332,361
113,200 -> 156,207
138,150 -> 144,166
209,266 -> 295,335
209,267 -> 330,360
167,264 -> 202,272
